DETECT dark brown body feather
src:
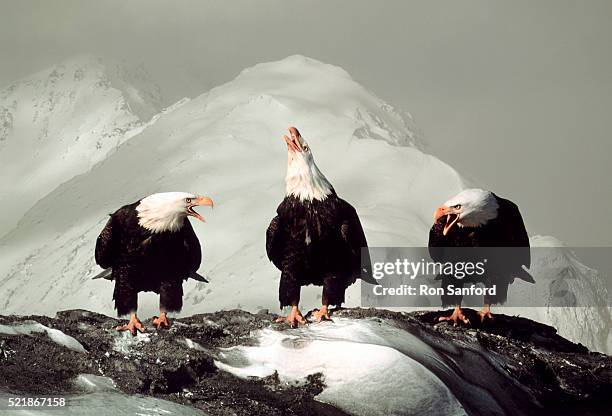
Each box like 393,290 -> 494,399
95,202 -> 201,316
266,193 -> 372,308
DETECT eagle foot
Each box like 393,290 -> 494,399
478,305 -> 494,322
275,306 -> 306,328
438,306 -> 470,326
115,314 -> 146,336
153,312 -> 171,330
311,306 -> 331,323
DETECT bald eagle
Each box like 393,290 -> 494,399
428,189 -> 533,324
266,127 -> 373,327
94,192 -> 213,334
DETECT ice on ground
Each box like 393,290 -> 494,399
180,338 -> 208,352
74,374 -> 118,392
0,392 -> 205,416
215,319 -> 466,416
1,374 -> 205,415
0,321 -> 87,353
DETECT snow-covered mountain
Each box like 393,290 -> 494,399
503,236 -> 611,354
0,55 -> 462,314
0,55 -> 608,354
0,54 -> 162,236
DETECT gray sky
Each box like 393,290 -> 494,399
1,0 -> 611,245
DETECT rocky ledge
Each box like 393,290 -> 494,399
0,308 -> 610,416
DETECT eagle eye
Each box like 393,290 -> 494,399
303,144 -> 309,151
186,198 -> 192,204
452,204 -> 461,209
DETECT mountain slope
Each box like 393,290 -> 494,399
0,55 -> 463,319
503,236 -> 612,354
0,54 -> 162,236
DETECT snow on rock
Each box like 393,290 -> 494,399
0,54 -> 163,237
181,338 -> 209,352
216,319 -> 466,416
1,308 -> 609,416
2,373 -> 205,416
0,55 -> 464,320
71,374 -> 205,416
0,321 -> 87,353
112,330 -> 152,356
74,374 -> 118,392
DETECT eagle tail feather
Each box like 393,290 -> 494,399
515,267 -> 535,283
92,268 -> 113,281
189,271 -> 209,283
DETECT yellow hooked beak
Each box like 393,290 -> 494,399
283,126 -> 303,153
433,205 -> 460,236
187,196 -> 214,222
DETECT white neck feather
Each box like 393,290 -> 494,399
136,193 -> 188,233
285,155 -> 333,201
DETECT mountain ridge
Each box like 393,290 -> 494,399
0,53 -> 163,236
0,54 -> 463,321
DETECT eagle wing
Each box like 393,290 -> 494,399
181,219 -> 202,274
266,215 -> 285,270
95,216 -> 118,269
339,201 -> 375,284
496,197 -> 532,282
500,199 -> 530,259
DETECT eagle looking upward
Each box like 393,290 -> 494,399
266,127 -> 373,327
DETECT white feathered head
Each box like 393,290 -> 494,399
433,188 -> 499,235
136,192 -> 214,233
283,126 -> 333,201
